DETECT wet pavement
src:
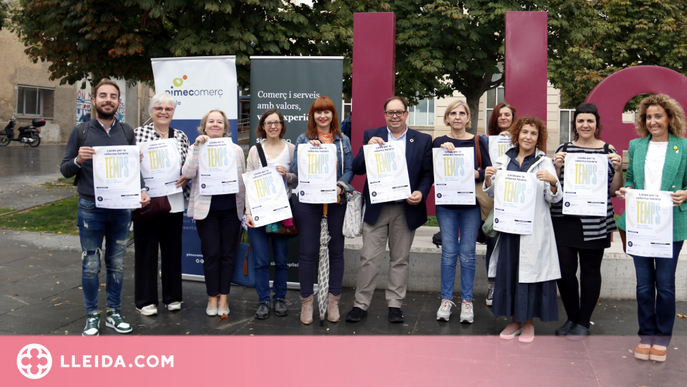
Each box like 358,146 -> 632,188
0,145 -> 76,211
1,145 -> 686,386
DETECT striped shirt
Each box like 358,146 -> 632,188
550,142 -> 618,241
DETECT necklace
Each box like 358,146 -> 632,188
155,129 -> 168,139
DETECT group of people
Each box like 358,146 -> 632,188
61,80 -> 686,363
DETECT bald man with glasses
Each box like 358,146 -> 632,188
346,96 -> 433,323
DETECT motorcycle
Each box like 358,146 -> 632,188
0,115 -> 44,147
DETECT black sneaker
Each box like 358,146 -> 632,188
82,312 -> 100,336
273,299 -> 288,317
255,302 -> 270,320
388,307 -> 404,323
345,307 -> 367,322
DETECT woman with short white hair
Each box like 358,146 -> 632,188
133,93 -> 190,316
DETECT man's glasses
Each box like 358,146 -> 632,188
153,107 -> 175,113
384,110 -> 407,117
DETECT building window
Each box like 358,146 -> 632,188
408,98 -> 434,126
342,98 -> 351,120
559,109 -> 575,143
17,86 -> 55,118
485,86 -> 505,123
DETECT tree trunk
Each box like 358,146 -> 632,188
464,92 -> 482,135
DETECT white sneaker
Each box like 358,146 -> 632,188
436,299 -> 456,322
138,304 -> 158,316
167,301 -> 182,311
486,285 -> 494,306
460,300 -> 474,324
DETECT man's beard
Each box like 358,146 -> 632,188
95,104 -> 117,120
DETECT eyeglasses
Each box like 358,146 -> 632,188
153,107 -> 175,113
264,121 -> 283,127
385,110 -> 407,117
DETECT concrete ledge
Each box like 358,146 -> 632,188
344,228 -> 687,301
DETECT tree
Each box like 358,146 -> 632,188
0,1 -> 8,29
10,0 -> 311,87
548,0 -> 687,109
10,0 -> 600,129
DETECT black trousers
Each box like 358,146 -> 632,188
556,246 -> 604,328
195,210 -> 241,296
133,212 -> 183,308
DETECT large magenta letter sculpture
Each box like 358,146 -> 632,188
586,65 -> 687,215
351,12 -> 396,190
505,12 -> 548,137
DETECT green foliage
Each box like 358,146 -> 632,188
0,1 -> 8,30
548,0 -> 687,109
10,0 -> 311,88
0,196 -> 79,235
16,0 -> 675,125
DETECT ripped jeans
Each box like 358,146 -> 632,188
77,198 -> 131,314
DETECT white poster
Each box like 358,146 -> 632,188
433,147 -> 475,205
625,190 -> 673,258
151,56 -> 237,120
562,154 -> 608,216
489,135 -> 514,163
492,171 -> 537,235
139,139 -> 182,198
198,137 -> 239,195
243,166 -> 293,227
92,146 -> 142,209
363,143 -> 411,204
297,144 -> 338,204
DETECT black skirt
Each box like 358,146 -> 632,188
491,232 -> 559,322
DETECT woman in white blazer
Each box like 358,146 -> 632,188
484,116 -> 562,343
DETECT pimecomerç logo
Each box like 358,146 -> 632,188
165,75 -> 224,98
17,343 -> 52,380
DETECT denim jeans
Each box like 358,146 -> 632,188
77,198 -> 131,314
632,241 -> 683,347
436,205 -> 482,301
247,226 -> 289,303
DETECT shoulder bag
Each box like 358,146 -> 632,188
257,143 -> 299,237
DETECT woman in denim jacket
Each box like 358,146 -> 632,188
291,96 -> 353,324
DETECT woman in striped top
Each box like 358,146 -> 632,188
551,103 -> 624,339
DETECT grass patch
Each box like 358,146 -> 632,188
0,209 -> 15,215
0,196 -> 79,235
43,176 -> 75,189
425,215 -> 438,227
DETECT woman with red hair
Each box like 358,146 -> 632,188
291,96 -> 354,324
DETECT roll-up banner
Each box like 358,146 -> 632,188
151,56 -> 238,279
249,56 -> 344,283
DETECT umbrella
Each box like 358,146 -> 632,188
316,203 -> 331,326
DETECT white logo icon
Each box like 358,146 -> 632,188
17,344 -> 52,380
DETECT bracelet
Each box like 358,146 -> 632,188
550,182 -> 556,187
